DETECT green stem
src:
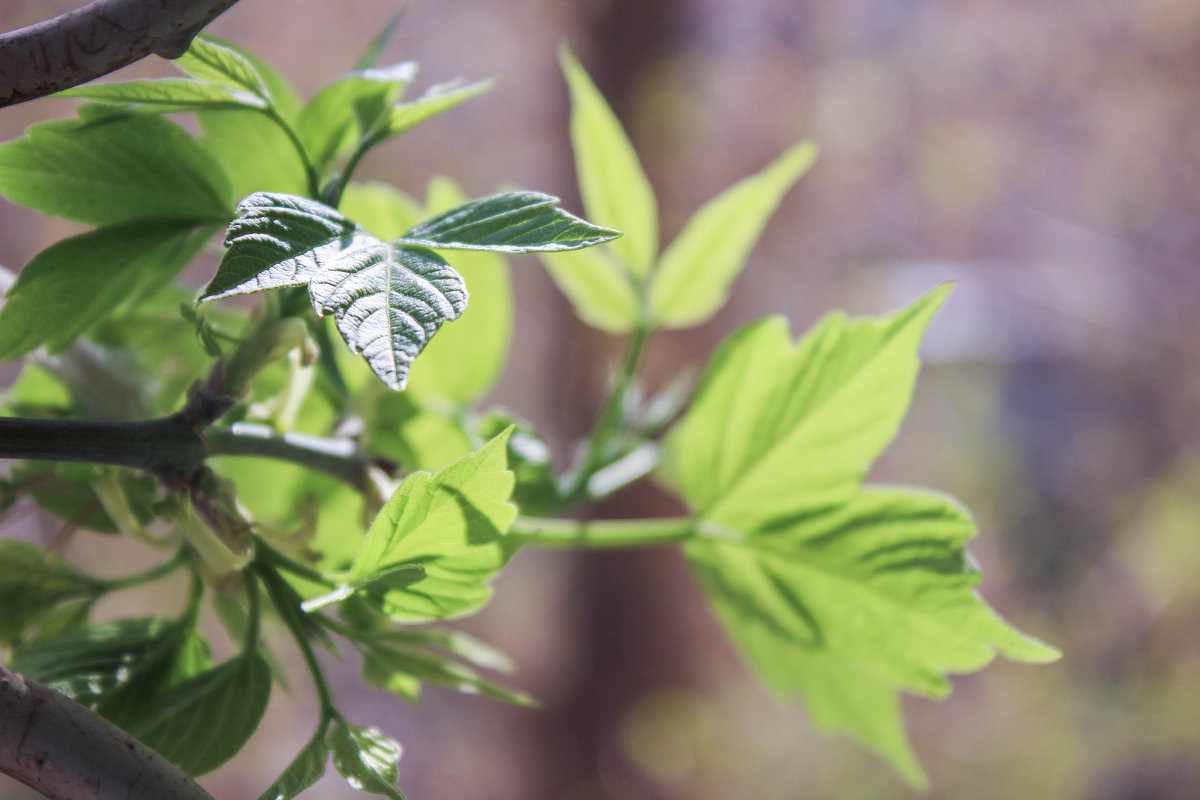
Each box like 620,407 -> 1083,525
102,548 -> 190,591
266,107 -> 321,199
256,563 -> 337,713
510,515 -> 695,549
561,321 -> 652,503
242,568 -> 262,652
206,423 -> 367,489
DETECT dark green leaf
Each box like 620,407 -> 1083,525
62,78 -> 267,112
123,652 -> 272,775
10,617 -> 173,706
0,220 -> 213,359
0,109 -> 232,225
202,192 -> 468,391
258,731 -> 331,800
0,541 -> 98,645
329,719 -> 405,800
399,191 -> 619,253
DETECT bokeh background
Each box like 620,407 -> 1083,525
3,0 -> 1200,798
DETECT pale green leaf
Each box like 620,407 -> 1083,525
370,78 -> 494,144
62,78 -> 267,111
665,286 -> 950,531
124,653 -> 271,776
560,45 -> 657,275
399,191 -> 619,253
330,720 -> 405,800
198,109 -> 310,198
0,109 -> 232,225
0,221 -> 212,360
339,182 -> 423,239
201,192 -> 468,390
298,62 -> 418,174
688,488 -> 1058,785
539,243 -> 639,333
349,429 -> 517,621
176,35 -> 272,101
361,639 -> 535,707
196,35 -> 303,119
651,140 -> 818,327
403,178 -> 512,405
257,733 -> 330,800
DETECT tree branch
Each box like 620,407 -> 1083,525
0,0 -> 243,107
0,667 -> 217,800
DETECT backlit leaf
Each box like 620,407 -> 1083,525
0,108 -> 232,225
560,46 -> 657,275
176,36 -> 273,102
62,78 -> 267,112
369,78 -> 494,145
258,732 -> 331,800
539,243 -> 639,333
651,140 -> 818,328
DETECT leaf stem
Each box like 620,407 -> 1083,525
510,515 -> 694,548
254,538 -> 338,588
102,548 -> 190,591
560,320 -> 652,504
257,563 -> 337,714
206,423 -> 368,489
266,107 -> 321,199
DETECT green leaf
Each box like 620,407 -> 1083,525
688,488 -> 1058,785
662,287 -> 1059,782
9,617 -> 174,706
196,35 -> 303,119
123,652 -> 272,775
0,541 -> 98,645
298,62 -> 418,174
330,720 -> 405,800
560,45 -> 657,275
258,731 -> 331,800
539,243 -> 639,333
399,191 -> 620,253
339,182 -> 423,239
176,35 -> 273,102
650,140 -> 818,328
360,637 -> 534,707
0,220 -> 213,359
201,192 -> 468,390
348,429 -> 517,621
0,108 -> 232,225
62,78 -> 267,112
664,286 -> 951,531
355,8 -> 408,71
403,178 -> 512,405
198,109 -> 310,198
369,78 -> 494,145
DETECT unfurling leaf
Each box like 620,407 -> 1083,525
661,286 -> 1058,783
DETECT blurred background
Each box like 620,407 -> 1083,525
3,0 -> 1200,798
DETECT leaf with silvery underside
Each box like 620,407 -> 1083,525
398,191 -> 620,253
199,193 -> 467,390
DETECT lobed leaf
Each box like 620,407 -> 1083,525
0,108 -> 232,226
560,45 -> 658,275
0,221 -> 213,360
650,140 -> 818,328
662,287 -> 1059,781
399,190 -> 620,253
330,720 -> 406,800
